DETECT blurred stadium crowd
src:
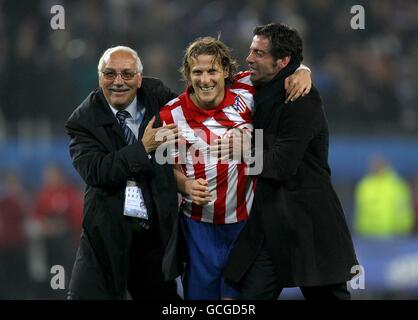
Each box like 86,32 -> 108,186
0,0 -> 417,136
0,0 -> 417,299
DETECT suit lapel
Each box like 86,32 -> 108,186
92,89 -> 127,148
138,105 -> 151,138
110,122 -> 126,144
138,87 -> 162,138
253,62 -> 300,130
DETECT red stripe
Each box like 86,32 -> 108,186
236,163 -> 249,221
160,98 -> 182,115
185,120 -> 219,145
237,94 -> 248,111
239,110 -> 253,123
211,94 -> 252,128
233,71 -> 251,81
213,112 -> 252,132
180,93 -> 222,145
213,163 -> 228,224
231,82 -> 255,95
186,143 -> 206,166
159,107 -> 175,125
212,110 -> 237,128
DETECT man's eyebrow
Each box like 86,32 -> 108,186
103,68 -> 135,71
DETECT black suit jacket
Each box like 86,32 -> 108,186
65,77 -> 179,299
224,66 -> 358,287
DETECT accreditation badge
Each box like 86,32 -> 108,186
123,180 -> 149,220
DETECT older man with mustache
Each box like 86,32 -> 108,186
65,46 -> 181,300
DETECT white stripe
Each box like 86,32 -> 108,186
166,97 -> 180,106
236,73 -> 253,86
224,163 -> 238,223
200,162 -> 216,223
202,117 -> 228,138
223,105 -> 252,128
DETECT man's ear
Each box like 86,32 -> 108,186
98,76 -> 104,90
224,67 -> 230,80
277,56 -> 291,69
137,74 -> 143,89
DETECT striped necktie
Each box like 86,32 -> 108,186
116,110 -> 137,145
116,109 -> 150,230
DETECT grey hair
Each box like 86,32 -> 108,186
97,46 -> 143,77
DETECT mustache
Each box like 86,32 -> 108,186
109,85 -> 130,91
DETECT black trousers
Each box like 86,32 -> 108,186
68,226 -> 179,300
240,243 -> 351,300
127,226 -> 179,300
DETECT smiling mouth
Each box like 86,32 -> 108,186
200,86 -> 215,92
110,88 -> 130,93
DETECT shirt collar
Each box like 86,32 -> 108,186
182,86 -> 235,123
108,96 -> 138,120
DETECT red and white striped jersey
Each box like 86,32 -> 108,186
159,71 -> 256,224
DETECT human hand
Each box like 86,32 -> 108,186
141,116 -> 178,153
284,69 -> 312,103
184,178 -> 211,206
211,128 -> 251,162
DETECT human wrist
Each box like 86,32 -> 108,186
297,64 -> 311,73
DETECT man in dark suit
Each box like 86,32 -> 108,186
65,46 -> 180,299
223,23 -> 358,299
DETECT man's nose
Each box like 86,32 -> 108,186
113,73 -> 124,85
246,53 -> 254,64
200,72 -> 210,84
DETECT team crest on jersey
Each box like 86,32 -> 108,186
232,95 -> 247,113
